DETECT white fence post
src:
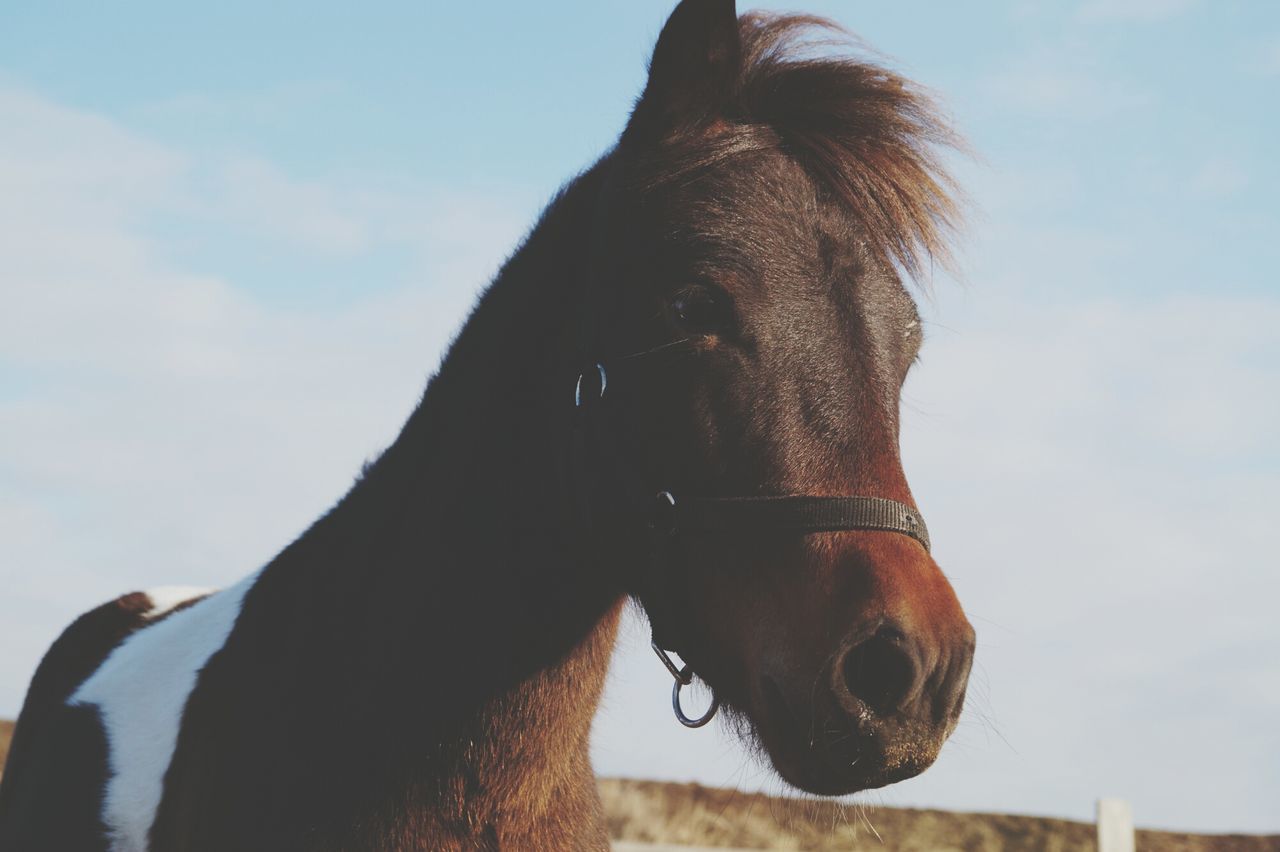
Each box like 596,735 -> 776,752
1096,798 -> 1135,852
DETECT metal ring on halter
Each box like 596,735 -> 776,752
574,363 -> 607,407
672,677 -> 719,728
651,641 -> 719,728
652,490 -> 678,536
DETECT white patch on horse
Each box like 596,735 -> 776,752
142,586 -> 214,619
69,573 -> 260,852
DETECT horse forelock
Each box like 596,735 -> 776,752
624,11 -> 965,285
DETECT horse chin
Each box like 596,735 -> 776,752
759,729 -> 930,797
744,673 -> 939,797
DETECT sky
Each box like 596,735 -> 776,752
1,0 -> 1278,836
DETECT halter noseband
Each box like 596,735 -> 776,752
649,491 -> 929,551
573,354 -> 932,728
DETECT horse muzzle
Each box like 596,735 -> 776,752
754,609 -> 974,795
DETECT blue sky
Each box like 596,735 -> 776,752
2,0 -> 1278,836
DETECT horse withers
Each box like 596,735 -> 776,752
0,1 -> 974,849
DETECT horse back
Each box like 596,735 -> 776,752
0,591 -> 203,850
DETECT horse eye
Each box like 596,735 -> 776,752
670,286 -> 731,335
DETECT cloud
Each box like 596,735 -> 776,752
983,65 -> 1150,120
1188,157 -> 1248,198
206,158 -> 373,254
0,88 -> 185,204
1076,0 -> 1198,22
1248,35 -> 1280,77
136,81 -> 348,129
898,288 -> 1279,829
0,83 -> 532,713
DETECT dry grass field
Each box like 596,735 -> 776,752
0,720 -> 10,772
600,778 -> 1280,851
1,721 -> 1275,849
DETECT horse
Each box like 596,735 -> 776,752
0,1 -> 975,849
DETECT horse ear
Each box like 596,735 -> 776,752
628,0 -> 741,140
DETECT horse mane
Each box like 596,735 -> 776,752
630,12 -> 965,282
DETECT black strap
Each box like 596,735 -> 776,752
651,493 -> 930,553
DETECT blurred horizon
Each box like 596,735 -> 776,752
1,0 -> 1277,835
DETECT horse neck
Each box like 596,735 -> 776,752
263,161 -> 626,822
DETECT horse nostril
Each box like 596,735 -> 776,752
839,626 -> 919,717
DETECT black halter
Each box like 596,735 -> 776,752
649,491 -> 929,551
569,356 -> 931,728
